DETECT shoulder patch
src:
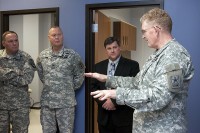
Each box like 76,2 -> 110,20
78,62 -> 85,70
165,64 -> 183,93
29,59 -> 36,69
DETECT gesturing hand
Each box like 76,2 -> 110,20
90,90 -> 116,101
84,72 -> 107,82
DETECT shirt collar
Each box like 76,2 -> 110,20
109,55 -> 121,65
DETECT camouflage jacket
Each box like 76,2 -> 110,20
106,40 -> 194,133
37,47 -> 85,108
0,50 -> 36,109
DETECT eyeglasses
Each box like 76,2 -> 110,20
141,26 -> 161,35
141,26 -> 154,35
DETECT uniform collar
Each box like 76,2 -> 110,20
155,38 -> 176,55
149,38 -> 176,61
1,49 -> 21,59
51,46 -> 64,57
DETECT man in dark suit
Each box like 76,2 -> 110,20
91,37 -> 140,133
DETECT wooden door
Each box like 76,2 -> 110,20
95,11 -> 111,63
127,24 -> 136,50
94,10 -> 111,133
113,21 -> 136,51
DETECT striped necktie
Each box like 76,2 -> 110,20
109,62 -> 115,76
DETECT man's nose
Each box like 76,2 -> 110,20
142,34 -> 145,39
111,48 -> 115,52
12,40 -> 18,45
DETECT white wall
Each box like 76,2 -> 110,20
9,14 -> 52,107
9,15 -> 24,50
23,14 -> 40,106
129,7 -> 155,67
39,13 -> 52,53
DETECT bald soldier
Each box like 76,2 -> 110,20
37,26 -> 85,133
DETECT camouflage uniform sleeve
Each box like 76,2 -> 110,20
36,56 -> 44,83
72,52 -> 85,90
0,67 -> 19,81
106,76 -> 137,89
0,52 -> 19,81
105,76 -> 137,107
7,57 -> 36,86
106,73 -> 174,112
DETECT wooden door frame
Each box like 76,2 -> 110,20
85,0 -> 164,133
0,7 -> 59,48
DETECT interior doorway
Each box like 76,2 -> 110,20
85,1 -> 164,133
0,7 -> 59,132
0,7 -> 59,44
0,7 -> 59,107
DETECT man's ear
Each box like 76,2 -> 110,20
2,41 -> 5,47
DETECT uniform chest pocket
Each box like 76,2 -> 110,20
57,60 -> 74,75
42,57 -> 73,76
6,59 -> 25,69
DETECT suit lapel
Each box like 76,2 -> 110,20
114,57 -> 124,76
102,59 -> 109,75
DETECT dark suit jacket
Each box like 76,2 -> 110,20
91,56 -> 140,127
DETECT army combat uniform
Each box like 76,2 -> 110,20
37,47 -> 84,133
0,50 -> 36,133
105,39 -> 194,133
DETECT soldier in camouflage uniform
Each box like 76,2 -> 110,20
37,26 -> 84,133
85,8 -> 194,133
0,31 -> 36,133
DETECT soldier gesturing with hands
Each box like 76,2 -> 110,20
85,8 -> 194,133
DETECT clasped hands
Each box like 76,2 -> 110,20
102,98 -> 116,110
84,72 -> 116,101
